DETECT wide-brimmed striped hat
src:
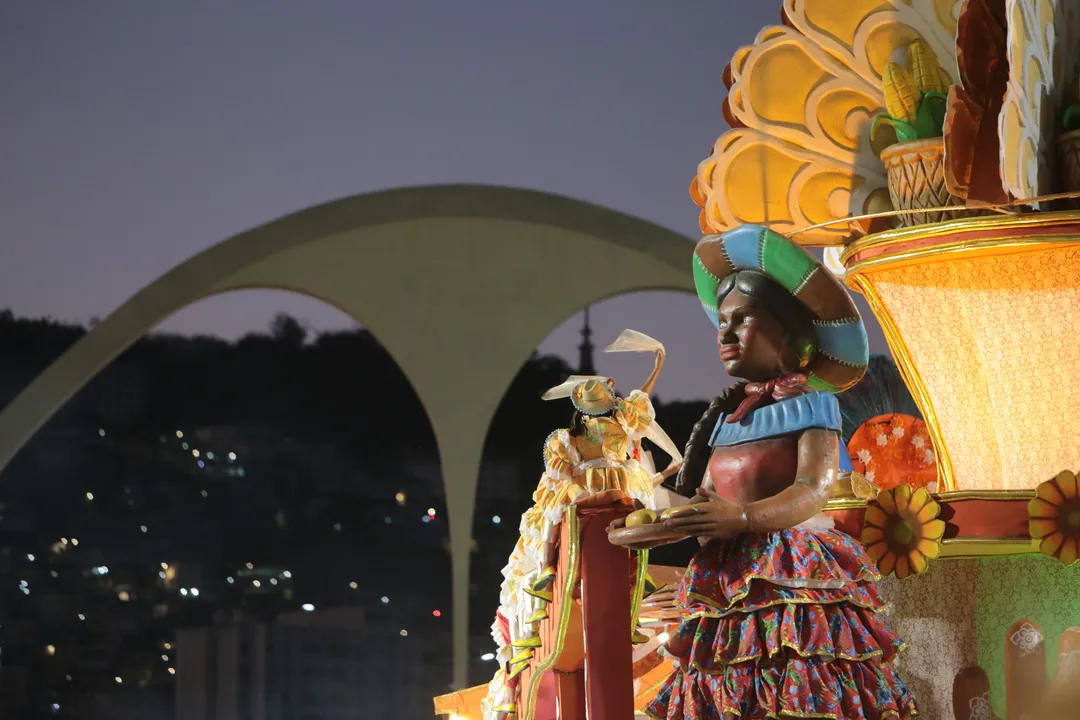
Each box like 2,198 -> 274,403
693,224 -> 868,392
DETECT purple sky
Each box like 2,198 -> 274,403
0,1 -> 889,401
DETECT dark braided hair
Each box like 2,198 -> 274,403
670,384 -> 746,497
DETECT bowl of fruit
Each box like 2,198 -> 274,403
607,506 -> 693,548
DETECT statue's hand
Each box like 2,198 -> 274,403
662,488 -> 748,538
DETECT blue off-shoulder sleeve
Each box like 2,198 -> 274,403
709,391 -> 841,447
838,444 -> 854,472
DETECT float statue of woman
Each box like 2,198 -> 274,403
612,226 -> 918,720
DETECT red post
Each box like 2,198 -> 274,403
554,670 -> 586,720
578,507 -> 634,719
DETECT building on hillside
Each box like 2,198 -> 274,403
175,606 -> 452,720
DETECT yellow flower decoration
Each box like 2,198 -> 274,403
1029,470 -> 1080,566
861,484 -> 945,579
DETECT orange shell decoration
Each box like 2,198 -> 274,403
861,484 -> 945,579
1029,471 -> 1080,566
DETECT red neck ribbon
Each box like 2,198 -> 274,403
725,373 -> 809,424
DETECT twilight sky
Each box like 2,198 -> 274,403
0,1 -> 889,401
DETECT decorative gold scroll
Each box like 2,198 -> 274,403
694,0 -> 962,246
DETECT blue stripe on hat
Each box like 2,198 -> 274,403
813,318 -> 869,368
701,303 -> 719,329
721,225 -> 764,271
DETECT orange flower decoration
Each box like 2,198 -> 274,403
861,484 -> 945,579
1029,470 -> 1080,566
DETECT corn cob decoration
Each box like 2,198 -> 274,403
882,63 -> 920,124
908,39 -> 950,95
871,39 -> 951,145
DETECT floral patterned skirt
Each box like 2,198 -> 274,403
645,529 -> 918,720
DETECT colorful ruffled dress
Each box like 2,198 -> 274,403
646,391 -> 918,720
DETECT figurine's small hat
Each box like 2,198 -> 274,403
693,224 -> 869,392
570,379 -> 616,416
542,375 -> 615,416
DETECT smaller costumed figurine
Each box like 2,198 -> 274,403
610,225 -> 918,720
528,329 -> 685,589
480,330 -> 683,720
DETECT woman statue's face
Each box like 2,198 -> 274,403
716,289 -> 790,382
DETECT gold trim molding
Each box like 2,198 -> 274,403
845,233 -> 1080,278
938,537 -> 1040,559
826,489 -> 1034,511
825,497 -> 870,511
840,209 -> 1080,263
933,489 -> 1035,502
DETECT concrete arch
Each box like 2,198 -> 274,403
0,184 -> 695,687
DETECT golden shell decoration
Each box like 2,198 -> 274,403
692,0 -> 962,247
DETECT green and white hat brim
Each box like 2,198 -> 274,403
693,224 -> 868,392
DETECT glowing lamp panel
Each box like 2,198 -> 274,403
870,245 -> 1080,491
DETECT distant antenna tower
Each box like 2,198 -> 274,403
578,307 -> 596,375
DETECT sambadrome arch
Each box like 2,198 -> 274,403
0,184 -> 694,688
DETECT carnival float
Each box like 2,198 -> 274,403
435,1 -> 1080,718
